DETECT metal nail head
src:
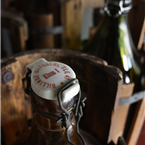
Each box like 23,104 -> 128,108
2,71 -> 13,83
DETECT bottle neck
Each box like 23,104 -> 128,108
103,10 -> 129,34
105,7 -> 129,20
30,89 -> 85,145
34,111 -> 76,131
31,89 -> 77,131
104,0 -> 132,17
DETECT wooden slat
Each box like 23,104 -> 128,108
126,1 -> 145,143
1,59 -> 28,145
62,0 -> 104,51
83,0 -> 104,8
127,98 -> 145,145
126,6 -> 145,143
82,62 -> 123,145
111,83 -> 134,144
137,18 -> 145,50
62,0 -> 84,51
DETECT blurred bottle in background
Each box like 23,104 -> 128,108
82,0 -> 143,92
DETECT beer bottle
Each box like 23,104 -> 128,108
14,58 -> 99,145
83,0 -> 142,92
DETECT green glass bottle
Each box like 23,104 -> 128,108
83,0 -> 142,92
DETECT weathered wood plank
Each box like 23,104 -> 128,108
111,83 -> 134,144
1,59 -> 28,145
127,98 -> 145,145
62,0 -> 84,51
83,0 -> 104,8
82,62 -> 123,145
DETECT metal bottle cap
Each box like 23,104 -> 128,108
26,58 -> 80,102
105,0 -> 132,17
107,0 -> 132,7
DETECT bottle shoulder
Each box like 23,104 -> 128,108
82,14 -> 142,90
13,126 -> 99,145
13,112 -> 99,145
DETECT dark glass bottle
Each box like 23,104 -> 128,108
13,58 -> 99,145
83,0 -> 142,92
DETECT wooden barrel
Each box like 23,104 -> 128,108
1,49 -> 123,145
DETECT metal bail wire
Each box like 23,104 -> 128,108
25,70 -> 86,145
57,78 -> 86,145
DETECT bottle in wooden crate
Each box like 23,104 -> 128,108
13,58 -> 99,145
82,0 -> 143,92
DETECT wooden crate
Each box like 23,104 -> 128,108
1,49 -> 123,145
